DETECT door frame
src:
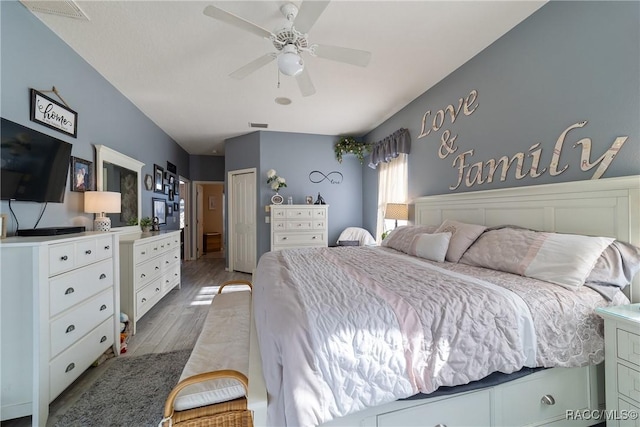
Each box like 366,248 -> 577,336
227,168 -> 256,273
190,180 -> 223,261
179,176 -> 191,260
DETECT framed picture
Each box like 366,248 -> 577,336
153,198 -> 166,225
167,203 -> 173,216
169,189 -> 174,201
154,164 -> 164,193
174,180 -> 179,195
70,156 -> 93,192
30,89 -> 78,138
144,174 -> 153,191
306,195 -> 313,205
208,195 -> 216,210
168,175 -> 175,186
174,202 -> 179,211
166,161 -> 177,174
164,184 -> 170,195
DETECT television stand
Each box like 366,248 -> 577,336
16,226 -> 86,237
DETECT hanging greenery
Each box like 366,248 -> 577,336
334,136 -> 371,164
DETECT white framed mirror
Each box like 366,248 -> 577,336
95,144 -> 144,232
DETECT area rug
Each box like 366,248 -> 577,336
55,349 -> 191,427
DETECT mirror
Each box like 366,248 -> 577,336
95,144 -> 144,232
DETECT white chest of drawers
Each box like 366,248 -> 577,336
0,232 -> 119,426
270,204 -> 329,251
596,304 -> 640,427
119,230 -> 181,334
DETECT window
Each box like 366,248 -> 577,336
376,153 -> 408,242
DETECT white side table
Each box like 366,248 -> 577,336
596,304 -> 640,427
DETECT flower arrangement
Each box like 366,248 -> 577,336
334,136 -> 371,164
266,169 -> 287,192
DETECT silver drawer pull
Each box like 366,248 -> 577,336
85,249 -> 92,255
312,236 -> 317,239
155,266 -> 160,270
99,304 -> 107,311
174,256 -> 178,259
161,245 -> 165,248
541,394 -> 555,405
60,255 -> 69,261
100,335 -> 107,343
165,260 -> 169,264
155,287 -> 160,292
65,363 -> 75,373
64,287 -> 75,295
282,237 -> 288,240
141,273 -> 146,278
104,245 -> 110,250
166,279 -> 170,283
65,324 -> 75,333
174,273 -> 178,277
142,298 -> 147,303
154,247 -> 158,251
99,273 -> 107,279
141,251 -> 146,255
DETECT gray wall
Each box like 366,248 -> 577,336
190,155 -> 225,182
224,131 -> 364,260
363,1 -> 640,233
0,1 -> 189,233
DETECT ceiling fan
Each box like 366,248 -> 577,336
203,1 -> 372,97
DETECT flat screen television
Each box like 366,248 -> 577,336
1,117 -> 73,203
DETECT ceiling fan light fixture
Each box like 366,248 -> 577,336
278,45 -> 304,76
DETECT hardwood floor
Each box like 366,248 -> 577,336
1,254 -> 250,427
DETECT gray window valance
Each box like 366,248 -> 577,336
368,128 -> 411,169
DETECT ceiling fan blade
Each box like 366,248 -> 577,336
294,1 -> 330,34
229,53 -> 276,80
203,5 -> 274,39
314,44 -> 372,67
296,67 -> 316,97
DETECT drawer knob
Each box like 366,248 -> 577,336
99,273 -> 107,280
142,298 -> 147,303
155,287 -> 160,292
155,266 -> 160,270
85,249 -> 92,255
66,324 -> 75,334
60,255 -> 68,261
166,260 -> 169,264
154,247 -> 158,251
100,335 -> 107,343
541,394 -> 555,405
141,273 -> 146,278
141,251 -> 146,255
312,236 -> 317,239
99,304 -> 107,311
65,362 -> 75,373
64,287 -> 75,295
282,237 -> 288,240
104,245 -> 110,250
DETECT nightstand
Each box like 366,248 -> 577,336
595,304 -> 640,427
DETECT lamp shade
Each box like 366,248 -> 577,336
385,203 -> 408,221
84,191 -> 121,214
278,45 -> 304,76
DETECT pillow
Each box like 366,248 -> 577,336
460,227 -> 614,289
381,225 -> 438,254
409,232 -> 452,262
585,240 -> 640,289
434,219 -> 487,262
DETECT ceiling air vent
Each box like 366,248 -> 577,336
20,1 -> 89,20
249,122 -> 269,129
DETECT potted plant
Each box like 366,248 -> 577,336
334,136 -> 371,164
139,217 -> 153,232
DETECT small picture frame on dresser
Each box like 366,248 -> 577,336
306,195 -> 313,205
0,213 -> 7,239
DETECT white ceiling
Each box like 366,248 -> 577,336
23,1 -> 546,155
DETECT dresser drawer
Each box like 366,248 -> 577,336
273,220 -> 286,231
163,264 -> 181,293
378,390 -> 491,427
313,220 -> 326,229
95,235 -> 114,261
161,249 -> 180,270
75,238 -> 98,266
312,209 -> 326,219
618,328 -> 640,368
498,367 -> 589,426
135,258 -> 162,286
273,232 -> 324,246
286,208 -> 313,219
272,209 -> 287,219
286,221 -> 313,230
48,242 -> 76,276
618,363 -> 640,404
50,259 -> 113,316
136,279 -> 163,319
50,288 -> 114,358
135,242 -> 154,263
49,317 -> 114,401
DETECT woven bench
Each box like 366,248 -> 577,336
160,280 -> 253,427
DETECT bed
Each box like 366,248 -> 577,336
248,175 -> 640,427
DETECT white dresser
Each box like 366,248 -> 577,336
270,204 -> 329,251
119,230 -> 181,334
0,232 -> 120,426
596,304 -> 640,427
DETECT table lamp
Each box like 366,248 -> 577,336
84,191 -> 121,231
384,203 -> 408,228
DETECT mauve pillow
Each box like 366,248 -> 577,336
585,240 -> 640,289
381,225 -> 438,254
435,219 -> 486,262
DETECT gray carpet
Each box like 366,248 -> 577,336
55,349 -> 191,427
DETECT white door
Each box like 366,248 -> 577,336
196,184 -> 204,259
229,169 -> 256,273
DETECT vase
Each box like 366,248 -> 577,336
271,192 -> 284,205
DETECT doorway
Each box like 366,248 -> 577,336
227,168 -> 256,273
192,181 -> 224,260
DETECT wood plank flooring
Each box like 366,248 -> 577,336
1,254 -> 250,427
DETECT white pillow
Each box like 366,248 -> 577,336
410,232 -> 452,263
435,219 -> 487,262
522,233 -> 614,289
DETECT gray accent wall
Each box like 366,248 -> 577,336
363,1 -> 640,233
190,155 -> 225,182
1,1 -> 190,233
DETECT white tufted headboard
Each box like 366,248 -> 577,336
414,176 -> 640,303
